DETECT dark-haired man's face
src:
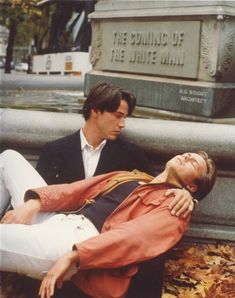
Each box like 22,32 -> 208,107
94,99 -> 128,140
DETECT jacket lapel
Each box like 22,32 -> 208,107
95,140 -> 120,175
64,130 -> 85,180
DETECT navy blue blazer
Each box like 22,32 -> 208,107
36,130 -> 154,184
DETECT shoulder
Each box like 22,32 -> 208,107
43,130 -> 81,150
103,135 -> 144,158
111,135 -> 142,152
38,130 -> 81,161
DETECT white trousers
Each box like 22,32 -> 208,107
0,150 -> 99,280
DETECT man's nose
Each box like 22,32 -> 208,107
119,118 -> 125,128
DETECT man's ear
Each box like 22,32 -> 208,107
186,183 -> 198,193
91,108 -> 98,118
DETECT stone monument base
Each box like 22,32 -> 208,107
85,70 -> 235,118
87,1 -> 235,119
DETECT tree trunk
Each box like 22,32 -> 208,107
5,20 -> 17,74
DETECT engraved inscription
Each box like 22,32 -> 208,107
110,30 -> 185,65
100,21 -> 200,78
161,49 -> 184,65
129,50 -> 157,64
129,31 -> 168,46
110,48 -> 125,62
113,31 -> 127,45
179,88 -> 208,104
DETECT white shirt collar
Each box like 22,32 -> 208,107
80,128 -> 106,151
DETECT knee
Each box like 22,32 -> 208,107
1,150 -> 24,161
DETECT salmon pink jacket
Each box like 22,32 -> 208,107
26,170 -> 190,298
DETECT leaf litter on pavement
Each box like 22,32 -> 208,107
0,243 -> 234,297
162,242 -> 235,298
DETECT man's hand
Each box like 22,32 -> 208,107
39,251 -> 79,298
165,188 -> 194,218
0,199 -> 41,224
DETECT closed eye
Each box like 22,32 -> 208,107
114,112 -> 127,119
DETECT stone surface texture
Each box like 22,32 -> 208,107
86,0 -> 235,117
1,108 -> 234,242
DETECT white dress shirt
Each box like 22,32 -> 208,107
80,129 -> 106,178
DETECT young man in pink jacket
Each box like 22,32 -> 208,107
0,149 -> 216,298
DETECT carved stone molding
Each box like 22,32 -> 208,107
90,22 -> 102,67
218,28 -> 234,74
201,20 -> 235,79
201,21 -> 219,77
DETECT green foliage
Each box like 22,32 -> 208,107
0,0 -> 42,71
0,0 -> 41,44
0,0 -> 41,23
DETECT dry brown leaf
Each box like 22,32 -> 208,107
163,243 -> 235,298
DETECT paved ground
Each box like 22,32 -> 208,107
0,70 -> 85,113
1,69 -> 234,124
0,69 -> 84,90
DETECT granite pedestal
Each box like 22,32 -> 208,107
85,0 -> 235,118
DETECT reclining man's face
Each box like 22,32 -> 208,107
166,153 -> 207,192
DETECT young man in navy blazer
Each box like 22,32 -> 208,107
36,82 -> 153,184
36,82 -> 195,297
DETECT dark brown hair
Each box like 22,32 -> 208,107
193,151 -> 217,200
82,82 -> 136,120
